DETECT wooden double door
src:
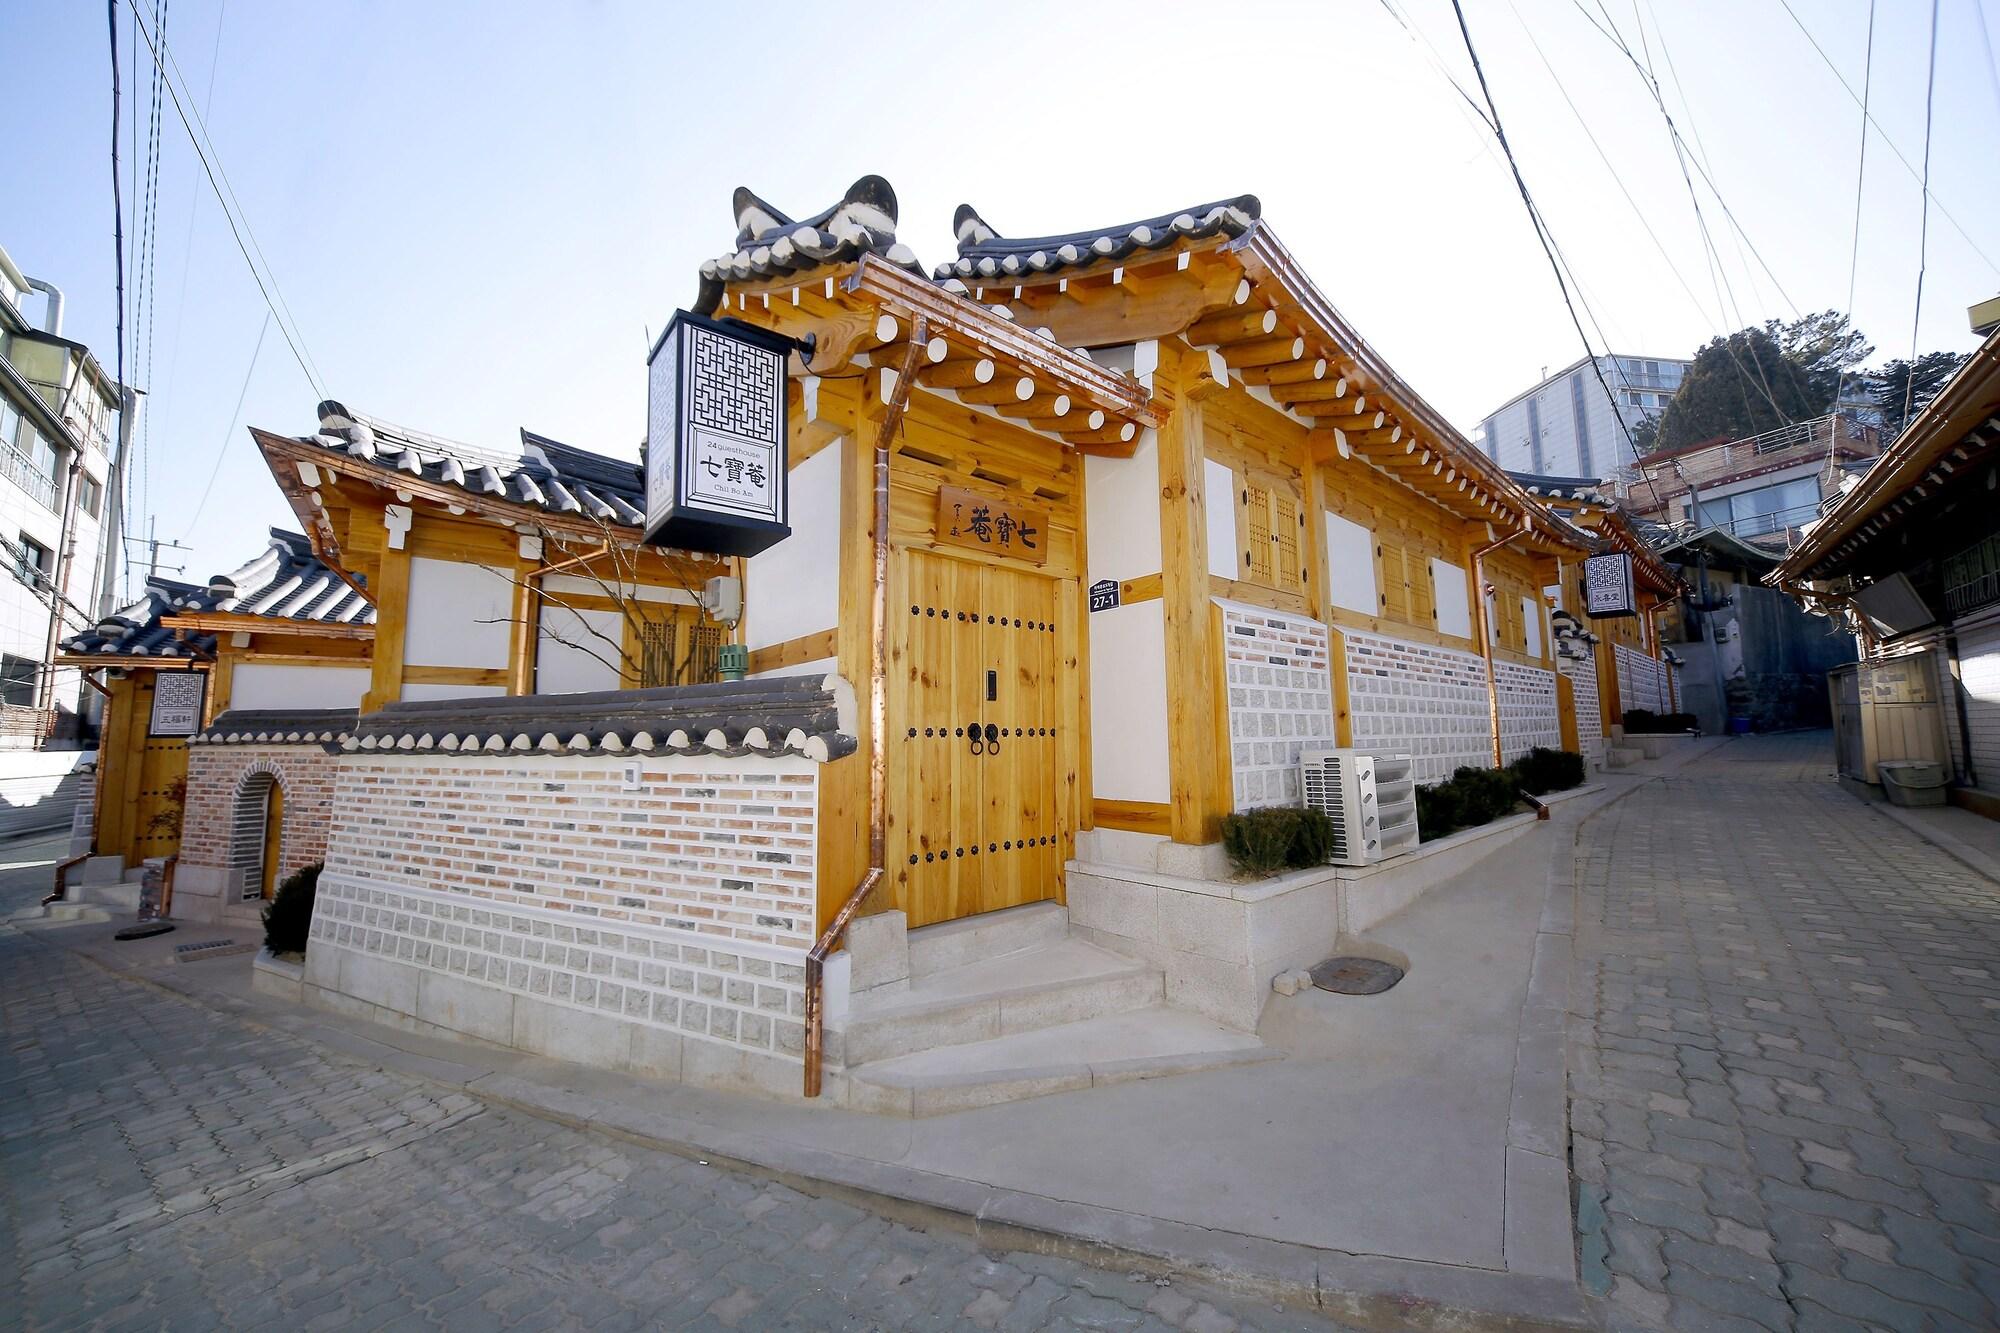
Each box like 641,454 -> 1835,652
890,550 -> 1062,928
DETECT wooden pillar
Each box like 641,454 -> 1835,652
1156,343 -> 1230,845
363,544 -> 411,713
1556,669 -> 1580,753
816,381 -> 873,929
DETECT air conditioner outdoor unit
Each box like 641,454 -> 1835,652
1300,748 -> 1421,866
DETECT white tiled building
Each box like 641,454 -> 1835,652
1476,354 -> 1688,481
0,242 -> 126,746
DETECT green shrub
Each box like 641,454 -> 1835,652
1221,806 -> 1339,876
1415,782 -> 1464,840
262,862 -> 322,957
1510,746 -> 1586,795
1450,765 -> 1522,825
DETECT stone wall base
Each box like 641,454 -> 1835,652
298,939 -> 807,1101
169,863 -> 269,928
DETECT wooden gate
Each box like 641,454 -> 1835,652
889,549 -> 1061,928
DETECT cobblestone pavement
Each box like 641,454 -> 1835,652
0,923 -> 1345,1332
0,828 -> 69,917
1572,732 -> 2000,1331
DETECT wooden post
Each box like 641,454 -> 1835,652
363,544 -> 411,713
1556,669 -> 1580,753
1156,343 -> 1230,844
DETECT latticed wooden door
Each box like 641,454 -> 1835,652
890,550 -> 1061,928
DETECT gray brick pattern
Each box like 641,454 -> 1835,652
1615,642 -> 1672,715
0,921 -> 1348,1332
1221,603 -> 1331,807
1343,629 -> 1488,784
1571,732 -> 2000,1331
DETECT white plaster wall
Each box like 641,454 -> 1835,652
1084,429 -> 1161,584
400,683 -> 507,703
405,558 -> 512,668
1089,599 -> 1170,804
1523,595 -> 1544,659
537,605 -> 624,694
1432,558 -> 1472,639
1324,511 -> 1375,616
750,656 -> 835,681
540,575 -> 697,606
743,439 -> 841,652
230,663 -> 369,711
1204,458 -> 1236,581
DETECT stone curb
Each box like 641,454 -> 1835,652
1860,796 -> 2000,888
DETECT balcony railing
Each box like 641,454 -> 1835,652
1628,415 -> 1879,505
0,440 -> 59,511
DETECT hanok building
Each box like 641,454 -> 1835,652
1773,326 -> 2000,812
279,178 -> 1597,1108
1511,473 -> 1683,752
56,529 -> 374,913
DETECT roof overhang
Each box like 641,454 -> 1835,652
161,610 -> 375,641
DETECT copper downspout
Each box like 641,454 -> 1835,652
803,314 -> 929,1099
1471,512 -> 1535,767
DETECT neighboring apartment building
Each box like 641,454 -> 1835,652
1476,354 -> 1689,481
0,242 -> 127,747
1620,414 -> 1882,552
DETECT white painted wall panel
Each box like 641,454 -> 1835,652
399,683 -> 507,703
405,558 -> 512,668
1432,558 -> 1472,639
230,663 -> 369,711
748,656 -> 835,681
1084,429 -> 1161,584
1088,600 -> 1171,804
1204,458 -> 1237,581
743,439 -> 841,651
1959,622 -> 2000,795
1325,512 -> 1376,616
537,605 -> 625,695
1523,595 -> 1544,659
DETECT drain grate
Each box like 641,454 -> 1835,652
173,938 -> 256,963
1309,956 -> 1404,995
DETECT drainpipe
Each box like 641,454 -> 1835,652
803,313 -> 929,1099
1471,511 -> 1535,768
25,277 -> 64,336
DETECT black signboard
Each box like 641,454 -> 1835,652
1088,579 -> 1121,613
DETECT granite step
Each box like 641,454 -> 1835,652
840,937 -> 1163,1066
842,1006 -> 1276,1117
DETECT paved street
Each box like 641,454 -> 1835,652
1572,732 -> 2000,1331
0,918 -> 1339,1332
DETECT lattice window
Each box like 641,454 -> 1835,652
1238,471 -> 1304,594
638,615 -> 723,687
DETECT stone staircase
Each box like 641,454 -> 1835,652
38,858 -> 144,924
832,902 -> 1272,1116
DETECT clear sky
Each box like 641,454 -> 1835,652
4,0 -> 1996,595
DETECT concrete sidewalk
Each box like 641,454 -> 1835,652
9,745 -> 1721,1328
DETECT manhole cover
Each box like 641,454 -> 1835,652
1309,956 -> 1404,995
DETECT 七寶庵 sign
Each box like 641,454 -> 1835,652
149,671 -> 207,737
1582,552 -> 1637,618
644,309 -> 793,557
935,486 -> 1049,565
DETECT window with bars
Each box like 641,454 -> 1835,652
1943,534 -> 2000,615
1238,472 -> 1305,594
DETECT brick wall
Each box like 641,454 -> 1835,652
1221,602 -> 1332,808
310,751 -> 818,1063
1562,655 -> 1605,769
1495,660 -> 1561,764
1343,630 -> 1489,784
1615,643 -> 1671,716
182,743 -> 339,898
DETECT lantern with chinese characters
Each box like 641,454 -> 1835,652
644,310 -> 793,556
1582,552 -> 1637,618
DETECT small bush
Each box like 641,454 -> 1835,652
1450,765 -> 1522,825
1221,806 -> 1339,876
262,862 -> 322,957
1415,782 -> 1465,839
1510,746 -> 1586,796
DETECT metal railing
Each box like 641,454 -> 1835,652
1632,415 -> 1878,498
0,438 -> 59,511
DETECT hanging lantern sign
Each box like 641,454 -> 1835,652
1582,551 -> 1637,618
645,310 -> 793,557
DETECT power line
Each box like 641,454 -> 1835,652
107,0 -> 128,603
1906,0 -> 1941,426
186,309 -> 267,531
1444,0 -> 1669,517
155,0 -> 228,473
122,0 -> 326,402
1831,0 -> 1876,441
1777,0 -> 2000,280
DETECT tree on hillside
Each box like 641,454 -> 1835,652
1648,325 -> 1819,453
1873,351 -> 1966,440
1771,310 -> 1872,412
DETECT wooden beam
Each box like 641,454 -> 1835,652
1217,335 -> 1306,368
1186,307 -> 1278,346
1237,358 -> 1327,387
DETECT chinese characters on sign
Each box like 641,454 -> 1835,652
148,671 -> 207,737
644,310 -> 792,557
1582,552 -> 1637,618
935,485 -> 1049,565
